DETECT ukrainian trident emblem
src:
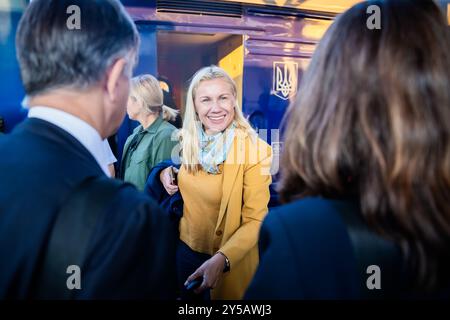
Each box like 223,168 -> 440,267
272,61 -> 298,100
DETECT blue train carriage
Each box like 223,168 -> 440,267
120,0 -> 345,207
121,0 -> 450,206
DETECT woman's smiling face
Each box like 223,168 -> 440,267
194,78 -> 236,135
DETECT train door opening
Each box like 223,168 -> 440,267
156,31 -> 244,118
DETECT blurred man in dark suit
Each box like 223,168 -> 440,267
0,0 -> 176,299
0,116 -> 4,134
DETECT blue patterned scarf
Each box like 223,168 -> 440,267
198,121 -> 236,174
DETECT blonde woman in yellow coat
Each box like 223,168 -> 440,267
159,65 -> 272,300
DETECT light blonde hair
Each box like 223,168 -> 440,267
130,74 -> 178,121
181,65 -> 256,174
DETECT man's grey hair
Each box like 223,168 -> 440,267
16,0 -> 139,97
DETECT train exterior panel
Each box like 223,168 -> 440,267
121,0 -> 336,163
0,1 -> 337,152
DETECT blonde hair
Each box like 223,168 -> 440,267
130,74 -> 178,121
181,65 -> 256,174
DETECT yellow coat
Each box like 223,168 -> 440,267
210,129 -> 272,299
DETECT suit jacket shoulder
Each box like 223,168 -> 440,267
77,185 -> 177,299
0,119 -> 177,299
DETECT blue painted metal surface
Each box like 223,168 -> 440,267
0,6 -> 27,133
242,8 -> 331,144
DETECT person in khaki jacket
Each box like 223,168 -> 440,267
159,65 -> 272,300
120,74 -> 179,190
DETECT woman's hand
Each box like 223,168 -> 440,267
160,166 -> 179,195
185,253 -> 226,294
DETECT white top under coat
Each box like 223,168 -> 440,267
28,106 -> 116,177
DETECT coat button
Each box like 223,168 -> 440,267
216,230 -> 223,236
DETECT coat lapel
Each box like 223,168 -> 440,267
216,130 -> 246,229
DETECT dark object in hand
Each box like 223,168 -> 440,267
169,166 -> 178,185
185,277 -> 202,291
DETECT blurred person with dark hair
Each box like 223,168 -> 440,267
0,116 -> 4,134
0,0 -> 176,299
246,0 -> 450,299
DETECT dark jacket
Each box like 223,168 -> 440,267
244,197 -> 425,300
144,160 -> 183,222
0,118 -> 177,299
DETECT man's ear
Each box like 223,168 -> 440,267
105,58 -> 127,102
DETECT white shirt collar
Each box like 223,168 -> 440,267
28,106 -> 112,177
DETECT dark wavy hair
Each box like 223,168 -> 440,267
279,0 -> 450,291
